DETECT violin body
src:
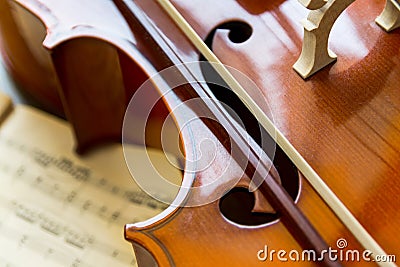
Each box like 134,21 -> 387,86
0,0 -> 399,266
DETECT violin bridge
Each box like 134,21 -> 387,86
375,0 -> 400,32
293,0 -> 355,79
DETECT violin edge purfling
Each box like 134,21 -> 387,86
113,1 -> 348,266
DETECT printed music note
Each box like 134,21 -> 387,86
0,102 -> 182,266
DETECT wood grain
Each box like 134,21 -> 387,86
0,0 -> 398,266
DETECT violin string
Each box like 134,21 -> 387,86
114,1 -> 342,263
116,0 -> 292,208
157,0 -> 394,264
115,0 -> 392,265
155,0 -> 393,265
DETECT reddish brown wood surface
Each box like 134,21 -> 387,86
165,0 -> 400,259
0,0 -> 399,266
0,0 -> 63,115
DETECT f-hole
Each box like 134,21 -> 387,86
201,21 -> 300,226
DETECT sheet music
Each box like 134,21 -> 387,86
0,105 -> 179,267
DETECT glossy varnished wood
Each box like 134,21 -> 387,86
166,0 -> 400,258
0,0 -> 63,115
122,0 -> 399,265
0,0 -> 398,266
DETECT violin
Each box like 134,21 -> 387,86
0,0 -> 399,266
